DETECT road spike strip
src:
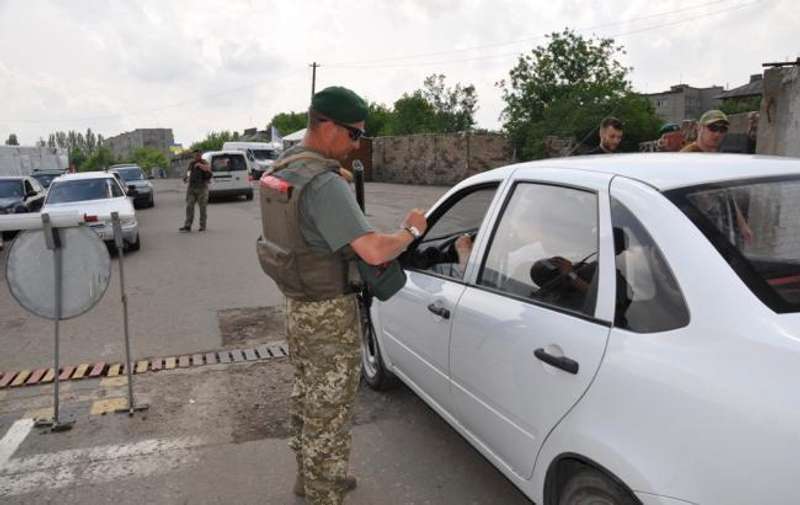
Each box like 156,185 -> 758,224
0,341 -> 290,388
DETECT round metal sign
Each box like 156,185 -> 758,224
6,227 -> 112,320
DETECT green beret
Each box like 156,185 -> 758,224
311,86 -> 368,124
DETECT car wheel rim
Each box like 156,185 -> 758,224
360,311 -> 379,379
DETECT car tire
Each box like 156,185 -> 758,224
559,467 -> 638,505
148,196 -> 155,208
360,296 -> 398,390
127,234 -> 141,252
245,190 -> 254,201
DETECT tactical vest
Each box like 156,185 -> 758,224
256,151 -> 355,301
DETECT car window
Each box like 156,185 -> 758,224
0,180 -> 25,198
667,175 -> 800,314
109,178 -> 124,197
478,183 -> 599,317
611,198 -> 690,332
212,155 -> 247,172
118,168 -> 144,181
251,149 -> 278,161
47,179 -> 112,204
404,185 -> 497,280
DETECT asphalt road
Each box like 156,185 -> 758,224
0,178 -> 448,372
0,177 -> 535,505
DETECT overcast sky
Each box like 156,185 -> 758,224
0,0 -> 797,147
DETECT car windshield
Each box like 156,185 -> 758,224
668,175 -> 800,313
31,173 -> 59,188
117,168 -> 144,181
251,149 -> 278,161
47,178 -> 115,204
0,180 -> 24,198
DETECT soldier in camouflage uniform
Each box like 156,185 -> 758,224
256,86 -> 427,505
179,149 -> 212,232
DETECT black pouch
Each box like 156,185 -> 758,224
356,259 -> 407,301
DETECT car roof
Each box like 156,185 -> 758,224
53,171 -> 115,182
203,150 -> 248,156
0,176 -> 29,181
109,164 -> 141,170
504,153 -> 800,191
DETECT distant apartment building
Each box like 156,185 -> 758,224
104,128 -> 175,160
643,84 -> 723,124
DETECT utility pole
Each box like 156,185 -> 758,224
310,62 -> 320,101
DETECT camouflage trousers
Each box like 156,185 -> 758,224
286,293 -> 362,505
184,185 -> 208,229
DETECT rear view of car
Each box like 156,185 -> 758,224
203,151 -> 253,200
42,172 -> 140,251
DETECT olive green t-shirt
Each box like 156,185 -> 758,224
300,171 -> 374,253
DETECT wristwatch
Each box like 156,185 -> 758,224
404,225 -> 422,239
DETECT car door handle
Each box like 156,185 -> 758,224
427,303 -> 450,319
534,348 -> 579,375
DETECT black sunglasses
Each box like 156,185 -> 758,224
706,122 -> 729,133
319,118 -> 366,141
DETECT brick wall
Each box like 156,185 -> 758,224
370,132 -> 513,186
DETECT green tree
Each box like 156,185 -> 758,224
5,133 -> 19,145
69,148 -> 88,169
365,102 -> 393,137
388,92 -> 438,135
128,147 -> 169,175
190,131 -> 240,152
82,146 -> 116,171
499,29 -> 659,159
421,74 -> 478,132
719,96 -> 762,115
268,112 -> 307,136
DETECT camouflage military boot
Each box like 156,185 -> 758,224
292,474 -> 357,497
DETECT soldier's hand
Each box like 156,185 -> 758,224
403,209 -> 427,235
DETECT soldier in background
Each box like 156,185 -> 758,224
681,110 -> 729,153
179,149 -> 212,232
257,86 -> 427,505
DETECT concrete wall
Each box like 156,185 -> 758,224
757,66 -> 800,157
105,128 -> 175,160
371,132 -> 513,186
645,85 -> 723,124
0,146 -> 68,176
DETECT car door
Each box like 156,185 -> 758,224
450,168 -> 616,480
377,184 -> 499,411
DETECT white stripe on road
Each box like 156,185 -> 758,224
0,435 -> 205,497
0,419 -> 34,468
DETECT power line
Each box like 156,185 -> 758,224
325,0 -> 761,70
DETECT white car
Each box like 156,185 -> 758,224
42,172 -> 140,251
203,150 -> 253,200
362,153 -> 800,505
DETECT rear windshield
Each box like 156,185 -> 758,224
667,175 -> 800,313
47,178 -> 119,204
0,180 -> 24,198
31,173 -> 59,188
251,149 -> 278,161
117,167 -> 144,181
211,154 -> 247,172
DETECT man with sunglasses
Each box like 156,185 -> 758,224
681,110 -> 730,152
258,86 -> 427,505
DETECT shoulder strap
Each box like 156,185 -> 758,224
272,151 -> 334,171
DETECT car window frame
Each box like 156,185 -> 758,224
472,179 -> 610,326
400,182 -> 500,285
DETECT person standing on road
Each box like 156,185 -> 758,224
681,110 -> 729,153
257,86 -> 428,505
586,116 -> 624,154
179,149 -> 212,232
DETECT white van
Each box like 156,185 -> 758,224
202,151 -> 253,200
221,141 -> 281,180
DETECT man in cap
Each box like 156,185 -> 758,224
586,116 -> 624,155
681,110 -> 729,152
179,149 -> 212,232
257,86 -> 427,505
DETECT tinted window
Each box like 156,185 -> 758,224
478,183 -> 599,317
31,173 -> 57,188
404,186 -> 497,280
611,198 -> 689,332
47,179 -> 112,203
212,155 -> 247,172
0,180 -> 24,198
667,175 -> 800,313
109,178 -> 124,197
117,168 -> 144,181
251,149 -> 278,161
